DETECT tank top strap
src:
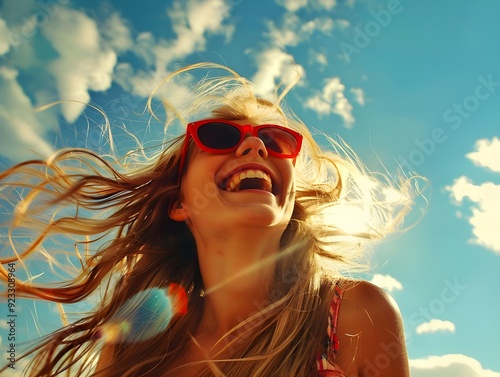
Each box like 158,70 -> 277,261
328,285 -> 344,357
316,285 -> 346,376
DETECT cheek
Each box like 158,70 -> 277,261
180,155 -> 222,202
280,163 -> 297,209
282,162 -> 296,188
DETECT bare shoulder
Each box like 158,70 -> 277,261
343,280 -> 402,323
336,280 -> 410,377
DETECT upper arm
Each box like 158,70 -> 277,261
338,281 -> 410,377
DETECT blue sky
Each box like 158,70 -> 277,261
1,0 -> 499,376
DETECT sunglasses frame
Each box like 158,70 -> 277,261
177,119 -> 303,178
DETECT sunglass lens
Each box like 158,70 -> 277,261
258,128 -> 298,155
197,122 -> 241,150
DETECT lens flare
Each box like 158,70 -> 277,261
97,283 -> 187,344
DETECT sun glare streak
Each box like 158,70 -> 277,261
203,240 -> 306,296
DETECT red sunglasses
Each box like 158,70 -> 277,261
178,119 -> 303,176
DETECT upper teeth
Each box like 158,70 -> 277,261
225,169 -> 272,192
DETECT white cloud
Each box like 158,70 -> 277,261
0,0 -> 39,21
42,7 -> 117,123
304,76 -> 355,126
303,17 -> 335,35
0,2 -> 137,161
350,87 -> 365,105
265,13 -> 301,48
0,319 -> 7,329
113,62 -> 195,114
2,0 -> 235,129
446,176 -> 500,253
128,32 -> 157,68
113,63 -> 151,97
0,0 -> 238,165
334,19 -> 351,30
0,0 -> 46,61
310,51 -> 328,66
113,0 -> 234,100
260,4 -> 347,110
265,14 -> 338,48
100,12 -> 133,53
251,48 -> 305,100
466,137 -> 500,172
410,354 -> 500,377
276,0 -> 308,12
416,319 -> 456,334
160,0 -> 233,67
0,67 -> 55,162
0,18 -> 10,55
316,0 -> 337,10
275,0 -> 337,11
304,95 -> 331,114
370,274 -> 403,292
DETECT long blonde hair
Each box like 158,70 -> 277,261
0,63 -> 416,376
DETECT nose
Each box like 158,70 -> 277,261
235,133 -> 268,159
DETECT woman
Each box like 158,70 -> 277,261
0,63 -> 413,376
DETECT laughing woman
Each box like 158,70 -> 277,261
0,63 -> 415,376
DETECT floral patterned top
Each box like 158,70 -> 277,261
316,287 -> 348,377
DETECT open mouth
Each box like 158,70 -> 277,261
219,168 -> 274,193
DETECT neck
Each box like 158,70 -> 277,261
194,226 -> 284,337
